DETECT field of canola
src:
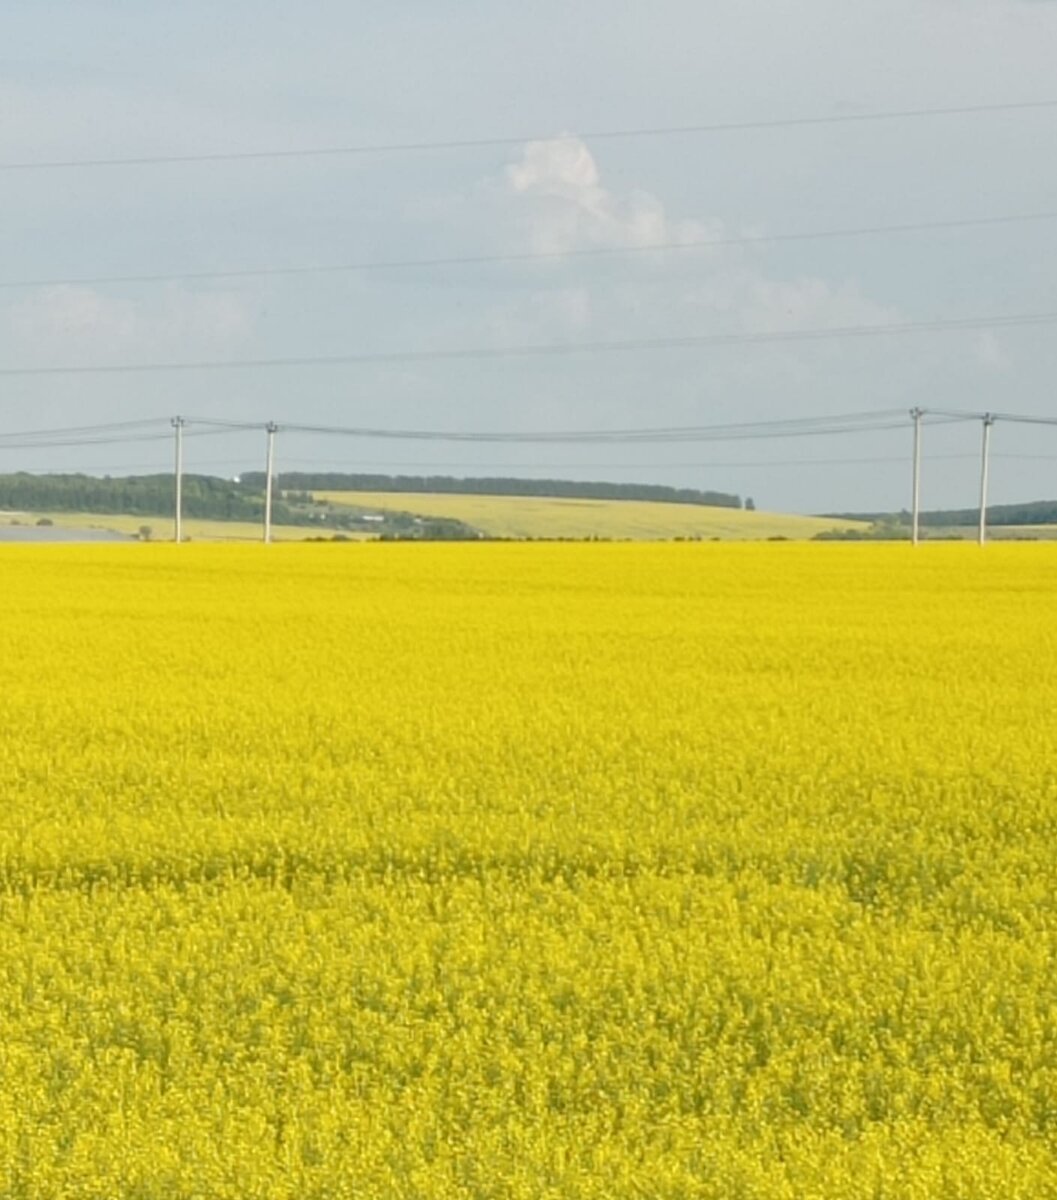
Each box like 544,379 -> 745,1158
1,542 -> 1056,1198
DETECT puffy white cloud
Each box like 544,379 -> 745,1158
503,136 -> 900,339
506,135 -> 719,254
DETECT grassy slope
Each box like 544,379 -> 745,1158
929,524 -> 1057,541
313,491 -> 868,540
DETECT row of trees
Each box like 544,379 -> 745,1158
0,473 -> 477,539
244,472 -> 744,510
827,500 -> 1057,528
0,474 -> 265,521
918,500 -> 1057,528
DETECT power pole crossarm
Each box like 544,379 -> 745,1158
264,422 -> 278,544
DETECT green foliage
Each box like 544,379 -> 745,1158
0,473 -> 263,522
827,500 -> 1057,528
246,471 -> 742,509
814,519 -> 912,541
0,474 -> 478,540
920,500 -> 1057,528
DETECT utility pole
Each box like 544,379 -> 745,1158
264,422 -> 278,544
978,413 -> 995,547
172,416 -> 185,543
910,407 -> 924,546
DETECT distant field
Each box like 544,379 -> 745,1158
933,524 -> 1057,542
4,512 -> 358,543
314,491 -> 869,540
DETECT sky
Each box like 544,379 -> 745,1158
1,0 -> 1056,514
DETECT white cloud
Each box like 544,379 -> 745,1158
506,135 -> 721,254
503,136 -> 900,339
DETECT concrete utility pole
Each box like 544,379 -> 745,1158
978,413 -> 995,547
264,422 -> 278,544
910,407 -> 924,546
172,416 -> 185,543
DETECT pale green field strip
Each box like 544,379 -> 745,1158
313,491 -> 870,540
4,512 -> 347,543
937,524 -> 1057,541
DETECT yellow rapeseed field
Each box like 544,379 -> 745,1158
1,543 -> 1055,1198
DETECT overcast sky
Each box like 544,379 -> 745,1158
2,0 -> 1055,513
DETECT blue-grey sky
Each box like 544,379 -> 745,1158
2,0 -> 1055,512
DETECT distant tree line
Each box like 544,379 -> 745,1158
0,473 -> 270,521
826,500 -> 1057,528
242,472 -> 743,509
920,500 -> 1057,527
813,522 -> 911,541
0,472 -> 477,539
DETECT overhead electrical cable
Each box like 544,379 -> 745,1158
10,452 -> 989,475
271,420 -> 938,445
0,433 -> 174,451
13,450 -> 1050,474
3,408 -> 1053,455
269,451 -> 981,469
0,410 -> 913,451
2,311 -> 1056,379
189,410 -> 964,445
193,408 -> 906,435
0,427 -> 250,452
2,210 -> 1055,291
990,411 -> 1057,428
0,417 -> 167,441
3,99 -> 1056,171
927,408 -> 1057,428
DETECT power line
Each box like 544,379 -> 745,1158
7,459 -> 215,474
3,407 -> 1053,454
274,419 -> 919,446
0,410 -> 914,451
2,310 -> 1056,379
9,450 -> 1051,475
196,408 -> 907,435
3,210 -> 1055,292
0,427 -> 246,451
991,410 -> 1057,428
8,451 -> 989,476
272,451 -> 981,469
192,409 -> 981,446
4,99 -> 1056,171
0,417 -> 166,440
11,445 -> 1055,479
191,408 -> 916,444
0,433 -> 174,451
